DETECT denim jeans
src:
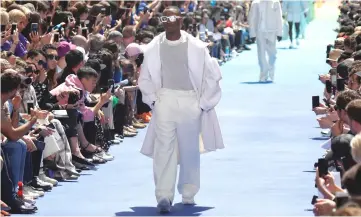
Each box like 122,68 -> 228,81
1,149 -> 17,206
241,29 -> 250,45
1,140 -> 27,190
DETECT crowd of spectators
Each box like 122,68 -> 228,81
311,0 -> 361,215
0,0 -> 262,214
0,0 -> 355,216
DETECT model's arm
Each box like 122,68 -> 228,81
138,54 -> 157,108
200,49 -> 222,111
276,1 -> 283,37
248,2 -> 258,38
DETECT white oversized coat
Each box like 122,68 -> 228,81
138,30 -> 224,158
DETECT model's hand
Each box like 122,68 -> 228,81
277,36 -> 282,42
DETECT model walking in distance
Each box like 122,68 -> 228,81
282,0 -> 309,48
249,0 -> 283,82
138,6 -> 224,214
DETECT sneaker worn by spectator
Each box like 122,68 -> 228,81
23,185 -> 44,197
132,118 -> 146,129
31,176 -> 52,191
38,173 -> 58,186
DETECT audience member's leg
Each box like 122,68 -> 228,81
1,149 -> 17,204
23,152 -> 33,184
114,103 -> 126,137
50,119 -> 77,173
83,121 -> 97,145
31,150 -> 42,178
1,140 -> 26,190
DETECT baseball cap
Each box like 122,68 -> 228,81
124,43 -> 143,58
76,46 -> 88,62
330,134 -> 354,160
57,41 -> 77,58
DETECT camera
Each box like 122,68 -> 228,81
68,92 -> 79,105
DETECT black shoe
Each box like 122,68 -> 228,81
31,176 -> 52,191
72,155 -> 95,167
72,161 -> 96,171
8,195 -> 37,214
242,45 -> 251,50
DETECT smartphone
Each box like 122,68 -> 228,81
84,20 -> 89,27
101,8 -> 106,16
312,96 -> 320,108
318,158 -> 328,177
1,206 -> 11,211
335,192 -> 349,208
326,80 -> 332,93
337,78 -> 345,91
105,7 -> 112,16
108,79 -> 115,93
31,23 -> 38,32
25,66 -> 33,74
53,32 -> 59,42
323,98 -> 331,108
81,28 -> 87,38
11,23 -> 17,35
0,24 -> 6,32
46,15 -> 52,24
100,86 -> 109,93
27,102 -> 34,114
311,195 -> 318,205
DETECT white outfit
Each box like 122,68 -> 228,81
139,31 -> 224,203
249,0 -> 283,82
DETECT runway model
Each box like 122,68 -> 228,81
138,6 -> 224,214
249,0 -> 283,82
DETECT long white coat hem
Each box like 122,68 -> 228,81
138,30 -> 225,158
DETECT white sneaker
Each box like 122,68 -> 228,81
38,178 -> 53,188
296,38 -> 300,46
182,197 -> 195,205
157,198 -> 171,214
39,173 -> 57,187
23,186 -> 39,199
24,185 -> 44,197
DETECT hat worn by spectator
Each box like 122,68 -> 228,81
125,43 -> 144,57
330,134 -> 354,160
57,41 -> 77,58
76,46 -> 89,62
337,58 -> 353,79
327,49 -> 344,61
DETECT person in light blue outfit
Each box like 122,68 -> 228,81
282,1 -> 309,48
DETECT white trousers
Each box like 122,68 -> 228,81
256,33 -> 277,79
153,88 -> 201,203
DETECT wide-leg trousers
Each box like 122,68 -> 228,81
153,88 -> 202,203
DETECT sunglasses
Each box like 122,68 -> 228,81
6,51 -> 14,57
47,54 -> 59,61
159,15 -> 181,23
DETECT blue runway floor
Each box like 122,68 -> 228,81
23,3 -> 339,216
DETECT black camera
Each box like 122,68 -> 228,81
68,92 -> 79,105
